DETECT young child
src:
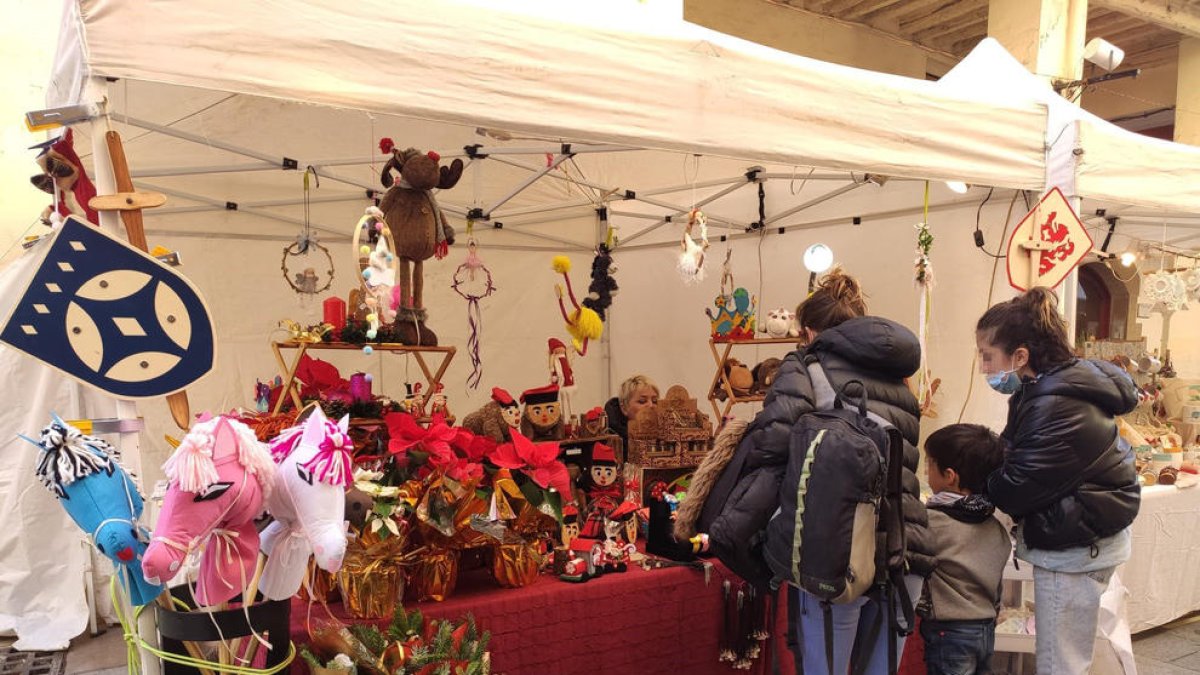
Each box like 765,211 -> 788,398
919,424 -> 1011,675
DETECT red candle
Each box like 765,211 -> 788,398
323,296 -> 347,335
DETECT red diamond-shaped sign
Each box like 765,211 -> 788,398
1006,187 -> 1093,292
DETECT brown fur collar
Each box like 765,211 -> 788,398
674,419 -> 747,540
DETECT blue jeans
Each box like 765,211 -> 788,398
920,619 -> 995,675
793,575 -> 924,675
1032,565 -> 1114,675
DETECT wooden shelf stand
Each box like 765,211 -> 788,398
706,337 -> 801,420
270,340 -> 456,414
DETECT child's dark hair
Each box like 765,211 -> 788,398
924,424 -> 1005,494
976,287 -> 1073,373
796,267 -> 867,333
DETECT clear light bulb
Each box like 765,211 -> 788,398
804,244 -> 834,274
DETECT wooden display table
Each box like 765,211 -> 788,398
270,340 -> 455,414
707,337 -> 800,420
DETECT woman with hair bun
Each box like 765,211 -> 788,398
977,287 -> 1139,675
693,267 -> 934,675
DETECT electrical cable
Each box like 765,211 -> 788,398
956,189 -> 1022,424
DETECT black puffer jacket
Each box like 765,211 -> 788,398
603,397 -> 629,448
697,316 -> 935,583
987,359 -> 1140,551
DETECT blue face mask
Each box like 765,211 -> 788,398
986,364 -> 1022,395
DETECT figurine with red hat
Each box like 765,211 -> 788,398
599,500 -> 639,573
461,387 -> 521,442
561,503 -> 581,548
519,384 -> 563,441
428,382 -> 450,419
548,337 -> 576,421
579,442 -> 623,538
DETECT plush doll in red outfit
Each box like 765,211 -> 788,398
579,442 -> 622,538
30,129 -> 98,225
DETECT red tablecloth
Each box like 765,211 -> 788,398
289,560 -> 928,675
291,557 -> 794,675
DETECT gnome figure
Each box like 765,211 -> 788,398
519,384 -> 563,441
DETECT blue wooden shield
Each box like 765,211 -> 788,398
1,216 -> 215,398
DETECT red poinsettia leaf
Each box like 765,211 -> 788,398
489,440 -> 526,469
464,435 -> 497,463
448,461 -> 484,484
385,412 -> 427,455
530,461 -> 573,498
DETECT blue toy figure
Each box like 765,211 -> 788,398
23,414 -> 163,606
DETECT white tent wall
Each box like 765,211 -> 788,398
610,180 -> 1019,436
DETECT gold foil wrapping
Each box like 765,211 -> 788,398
490,541 -> 541,588
298,559 -> 340,603
407,548 -> 460,602
337,531 -> 407,619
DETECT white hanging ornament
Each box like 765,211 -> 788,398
678,208 -> 710,284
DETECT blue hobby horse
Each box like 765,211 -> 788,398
23,414 -> 163,606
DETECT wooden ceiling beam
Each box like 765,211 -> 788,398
867,0 -> 966,25
1104,22 -> 1172,44
1093,0 -> 1200,38
841,0 -> 905,21
1089,14 -> 1147,35
912,8 -> 989,42
900,0 -> 985,34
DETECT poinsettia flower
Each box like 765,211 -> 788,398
385,412 -> 427,457
450,428 -> 496,463
529,461 -> 573,497
488,438 -> 526,469
448,460 -> 484,484
506,429 -> 573,496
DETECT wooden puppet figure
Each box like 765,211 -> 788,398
519,384 -> 564,442
548,337 -> 576,422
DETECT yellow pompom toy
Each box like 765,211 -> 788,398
552,253 -> 604,356
551,256 -> 572,274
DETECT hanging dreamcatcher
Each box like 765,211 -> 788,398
452,222 -> 496,389
678,208 -> 710,284
914,182 -> 940,418
282,167 -> 334,297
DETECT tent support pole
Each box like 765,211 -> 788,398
638,175 -> 767,196
150,193 -> 368,215
483,153 -> 573,216
615,196 -> 987,252
493,196 -> 603,219
617,179 -> 752,247
137,181 -> 349,238
629,192 -> 745,230
763,182 -> 866,225
131,162 -> 279,177
89,81 -> 162,675
112,113 -> 282,165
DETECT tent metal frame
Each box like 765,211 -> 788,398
101,99 -> 957,257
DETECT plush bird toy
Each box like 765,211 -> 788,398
551,256 -> 604,356
23,414 -> 163,606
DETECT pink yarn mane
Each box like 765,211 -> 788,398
270,419 -> 353,488
162,416 -> 275,500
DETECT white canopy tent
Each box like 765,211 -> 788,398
3,0 -> 1198,653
